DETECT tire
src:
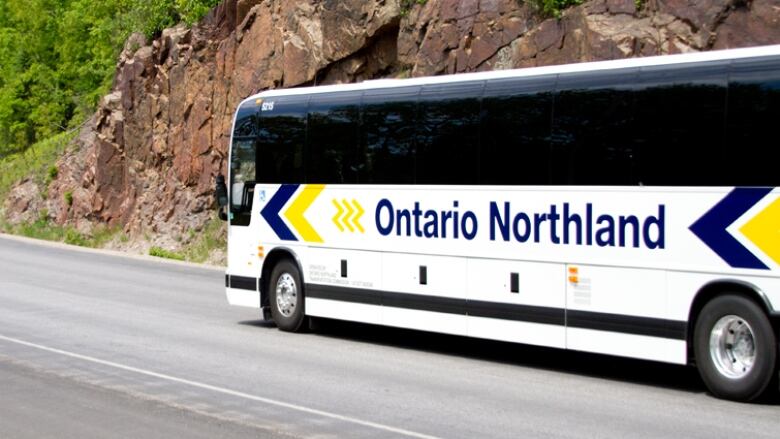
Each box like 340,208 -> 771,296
269,260 -> 307,332
694,295 -> 777,401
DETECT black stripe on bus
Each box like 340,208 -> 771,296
566,310 -> 687,340
229,275 -> 257,291
305,284 -> 684,339
469,300 -> 565,326
307,284 -> 381,305
383,290 -> 466,315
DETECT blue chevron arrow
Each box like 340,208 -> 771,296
260,184 -> 299,241
689,188 -> 772,270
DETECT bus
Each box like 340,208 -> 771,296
216,44 -> 780,402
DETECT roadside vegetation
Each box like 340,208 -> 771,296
181,215 -> 227,263
149,246 -> 186,261
148,215 -> 226,263
0,131 -> 75,202
530,0 -> 583,18
1,210 -> 121,248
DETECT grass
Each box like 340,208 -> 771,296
1,205 -> 223,264
148,213 -> 226,263
181,213 -> 227,263
149,246 -> 186,261
1,209 -> 123,249
0,131 -> 76,203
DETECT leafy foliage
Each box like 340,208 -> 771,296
0,0 -> 220,159
530,0 -> 583,18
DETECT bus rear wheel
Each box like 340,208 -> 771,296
694,295 -> 777,401
269,260 -> 307,332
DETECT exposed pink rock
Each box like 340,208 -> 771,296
2,179 -> 42,226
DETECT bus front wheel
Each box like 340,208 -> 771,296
694,295 -> 777,401
269,260 -> 307,332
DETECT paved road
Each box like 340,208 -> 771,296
0,235 -> 778,438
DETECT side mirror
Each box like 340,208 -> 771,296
216,174 -> 228,221
216,174 -> 228,207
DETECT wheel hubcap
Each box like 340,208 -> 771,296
275,273 -> 297,317
709,315 -> 756,379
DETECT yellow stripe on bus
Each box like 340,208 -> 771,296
741,196 -> 780,266
284,184 -> 325,243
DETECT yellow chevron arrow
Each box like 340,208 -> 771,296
332,199 -> 345,232
342,199 -> 355,233
352,200 -> 365,233
284,185 -> 324,243
740,196 -> 780,266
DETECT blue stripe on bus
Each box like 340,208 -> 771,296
260,184 -> 299,241
689,187 -> 773,270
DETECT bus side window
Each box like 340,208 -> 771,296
482,75 -> 556,186
726,56 -> 780,187
307,92 -> 361,184
416,82 -> 482,185
256,96 -> 307,184
633,61 -> 729,186
360,87 -> 419,184
552,69 -> 640,186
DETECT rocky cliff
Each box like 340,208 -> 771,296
4,0 -> 779,260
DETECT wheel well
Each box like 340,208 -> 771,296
686,280 -> 775,365
260,249 -> 300,308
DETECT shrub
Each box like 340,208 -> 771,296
530,0 -> 583,18
149,246 -> 185,261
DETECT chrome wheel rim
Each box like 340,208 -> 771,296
275,273 -> 297,317
709,315 -> 756,379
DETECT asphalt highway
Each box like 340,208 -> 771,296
0,234 -> 778,438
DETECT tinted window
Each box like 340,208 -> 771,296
230,104 -> 259,226
726,56 -> 780,187
482,75 -> 555,185
229,138 -> 257,226
360,86 -> 419,184
256,96 -> 307,183
633,61 -> 729,186
307,92 -> 361,184
552,69 -> 640,185
415,82 -> 482,185
234,105 -> 258,138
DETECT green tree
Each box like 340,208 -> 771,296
0,0 -> 220,159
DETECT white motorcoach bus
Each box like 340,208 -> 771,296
216,45 -> 780,401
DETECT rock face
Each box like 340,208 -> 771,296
6,0 -> 780,253
3,179 -> 43,226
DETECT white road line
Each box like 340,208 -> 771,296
0,334 -> 440,439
